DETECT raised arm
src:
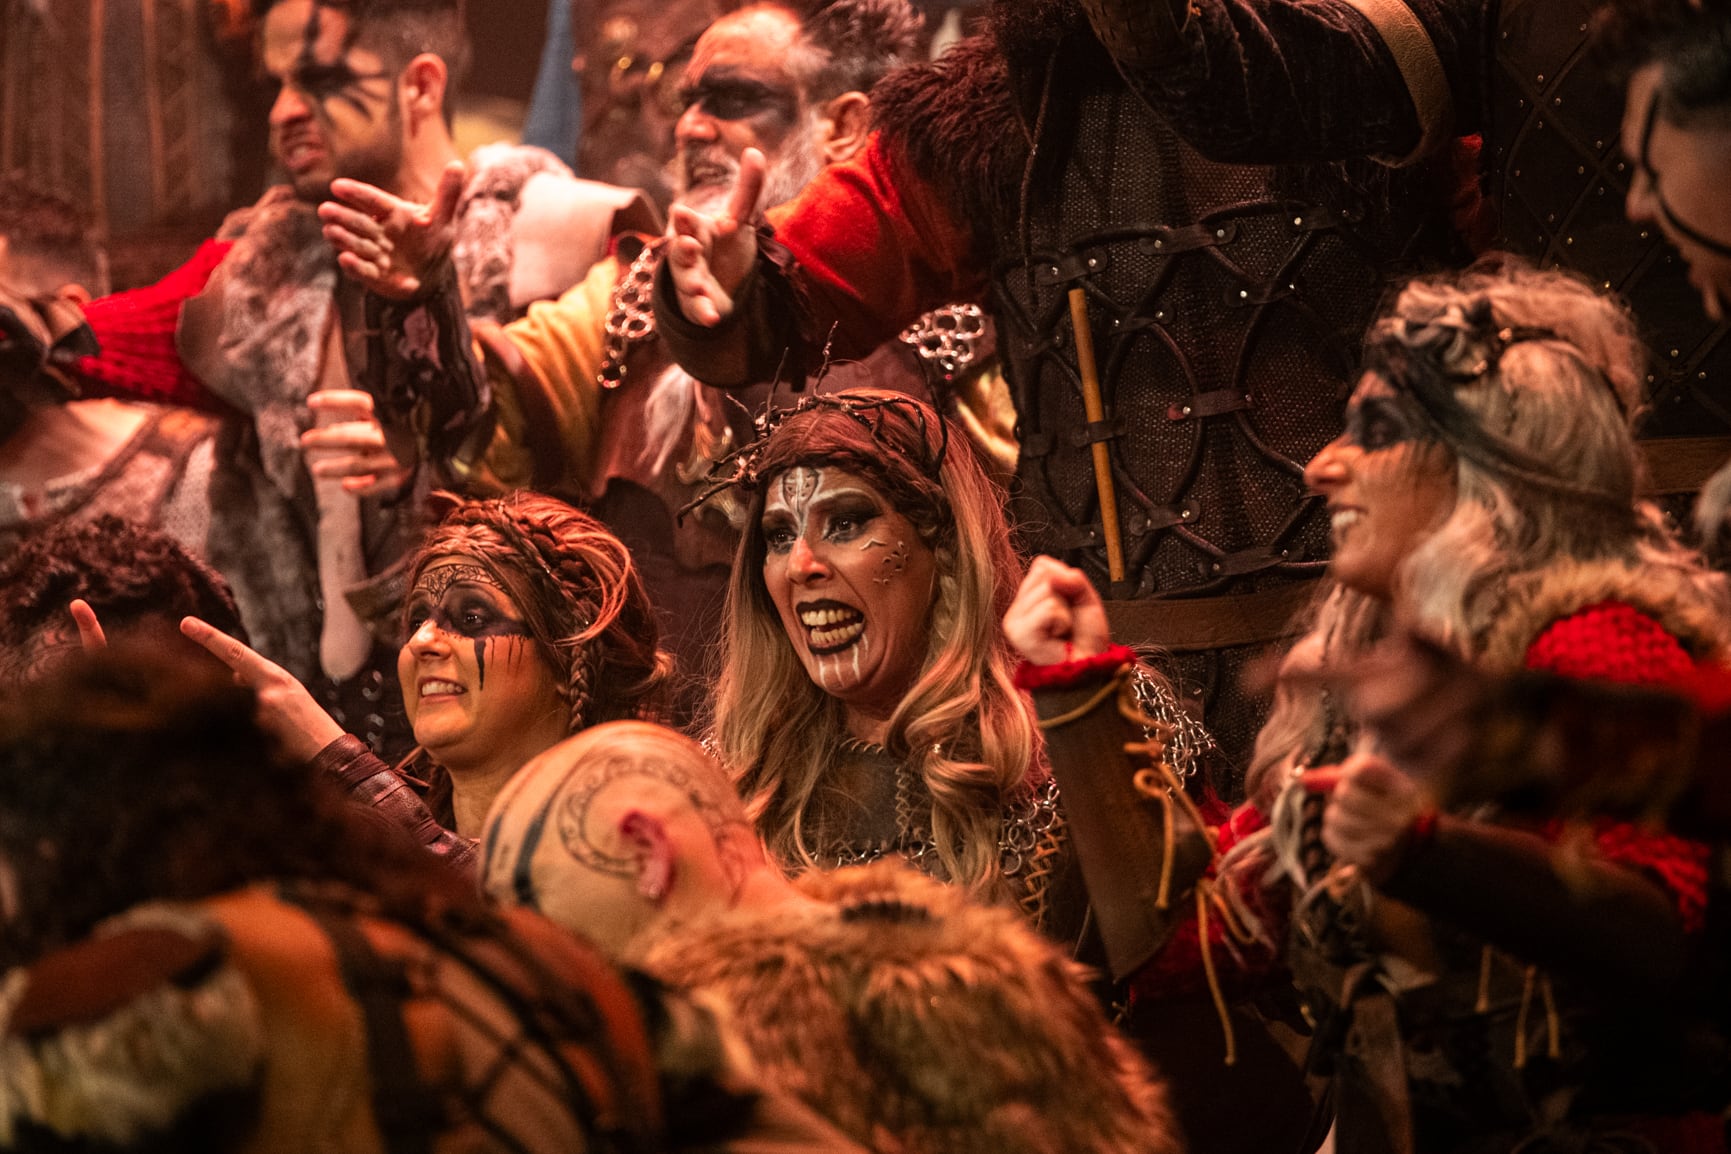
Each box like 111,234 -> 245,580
654,133 -> 988,389
1087,0 -> 1492,166
180,616 -> 478,874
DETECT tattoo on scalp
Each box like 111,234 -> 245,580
552,754 -> 748,878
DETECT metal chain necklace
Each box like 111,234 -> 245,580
815,740 -> 1063,883
598,243 -> 662,388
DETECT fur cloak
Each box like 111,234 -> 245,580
639,863 -> 1184,1154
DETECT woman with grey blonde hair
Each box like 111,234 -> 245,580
1006,261 -> 1731,1153
1248,259 -> 1731,796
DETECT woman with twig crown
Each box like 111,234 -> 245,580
705,389 -> 1210,938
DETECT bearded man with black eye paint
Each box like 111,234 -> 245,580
0,0 -> 657,761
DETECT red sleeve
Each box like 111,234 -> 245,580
1525,600 -> 1710,933
1012,645 -> 1139,691
73,239 -> 232,410
763,133 -> 988,358
1523,600 -> 1696,687
1128,803 -> 1288,1004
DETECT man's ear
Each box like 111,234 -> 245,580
400,53 -> 449,129
619,810 -> 676,903
817,91 -> 873,166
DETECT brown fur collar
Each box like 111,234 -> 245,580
1476,558 -> 1731,673
869,35 -> 1032,251
639,863 -> 1180,1154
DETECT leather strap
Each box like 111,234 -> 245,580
1637,434 -> 1731,496
1068,417 -> 1127,446
298,904 -> 441,1154
1169,389 -> 1255,421
1337,0 -> 1453,166
1106,581 -> 1317,653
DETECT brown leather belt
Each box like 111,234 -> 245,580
1105,581 -> 1318,653
1638,435 -> 1731,497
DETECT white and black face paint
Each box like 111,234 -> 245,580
760,467 -> 939,707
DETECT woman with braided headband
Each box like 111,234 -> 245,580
183,492 -> 671,873
1007,262 -> 1731,1152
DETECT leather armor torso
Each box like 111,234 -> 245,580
992,36 -> 1454,598
986,33 -> 1460,777
1489,0 -> 1731,438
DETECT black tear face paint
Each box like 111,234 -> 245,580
402,563 -> 535,689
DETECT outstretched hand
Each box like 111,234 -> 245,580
1003,556 -> 1113,666
319,160 -> 466,299
665,148 -> 767,327
180,616 -> 346,764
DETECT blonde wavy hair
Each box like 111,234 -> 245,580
710,392 -> 1040,901
1248,261 -> 1731,801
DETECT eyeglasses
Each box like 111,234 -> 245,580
1637,94 -> 1731,260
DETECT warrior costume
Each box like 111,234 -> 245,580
653,3 -> 1470,784
1025,563 -> 1731,1154
375,234 -> 1002,726
1098,0 -> 1731,478
0,148 -> 652,756
0,884 -> 861,1153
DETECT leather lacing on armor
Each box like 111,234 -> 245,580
277,881 -> 660,1154
1038,662 -> 1261,1062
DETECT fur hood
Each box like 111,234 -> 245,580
638,863 -> 1181,1154
1477,557 -> 1731,673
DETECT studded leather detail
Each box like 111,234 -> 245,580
1489,0 -> 1731,436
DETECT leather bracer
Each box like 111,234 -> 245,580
1031,659 -> 1214,979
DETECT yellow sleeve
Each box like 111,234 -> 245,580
470,256 -> 620,496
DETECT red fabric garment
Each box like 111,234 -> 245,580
1523,600 -> 1697,687
74,239 -> 231,410
1680,661 -> 1731,714
1012,645 -> 1140,691
1523,600 -> 1711,934
763,134 -> 987,360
